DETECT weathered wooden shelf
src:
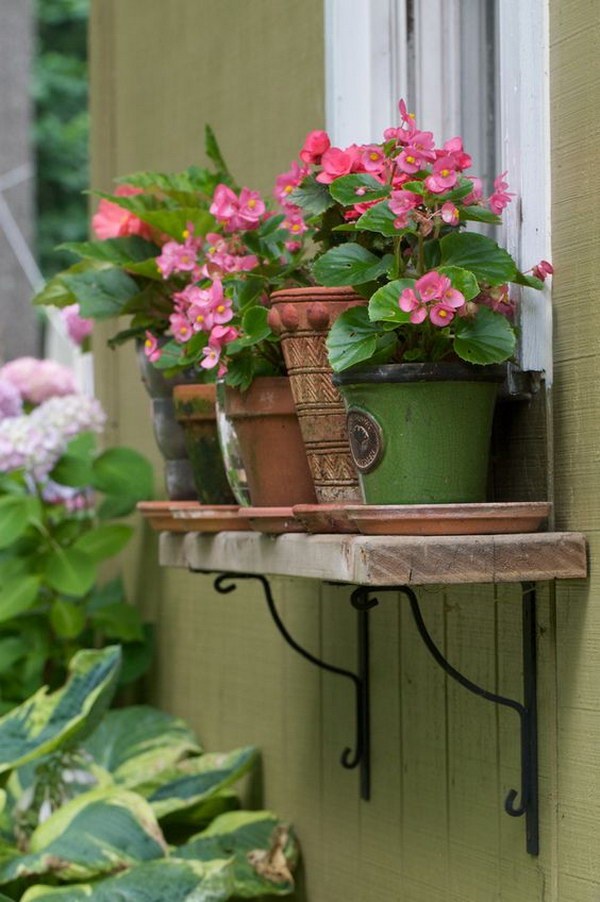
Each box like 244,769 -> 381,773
159,530 -> 588,585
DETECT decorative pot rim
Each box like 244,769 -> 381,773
332,362 -> 507,386
270,286 -> 364,303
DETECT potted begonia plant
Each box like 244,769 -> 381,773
294,100 -> 552,504
33,130 -> 317,508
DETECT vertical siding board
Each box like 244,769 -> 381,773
398,588 -> 450,892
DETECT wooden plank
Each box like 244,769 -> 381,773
159,531 -> 588,586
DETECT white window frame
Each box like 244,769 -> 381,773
324,0 -> 552,383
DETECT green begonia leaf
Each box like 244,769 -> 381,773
313,245 -> 393,287
329,173 -> 391,206
453,305 -> 516,364
326,306 -> 391,372
440,232 -> 517,286
368,279 -> 415,324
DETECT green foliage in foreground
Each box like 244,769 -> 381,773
0,647 -> 298,900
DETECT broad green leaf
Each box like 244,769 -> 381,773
50,600 -> 86,639
45,547 -> 96,596
326,307 -> 390,372
83,705 -> 202,787
355,200 -> 407,237
440,232 -> 517,286
437,179 -> 475,202
0,788 -> 167,883
329,173 -> 391,206
59,236 -> 159,267
94,194 -> 216,240
164,789 -> 240,828
73,524 -> 133,562
137,747 -> 258,819
0,576 -> 41,623
0,637 -> 28,674
459,205 -> 502,225
313,244 -> 392,287
21,858 -> 234,902
0,646 -> 121,773
437,265 -> 481,301
454,305 -> 516,364
32,260 -> 108,310
50,453 -> 93,488
91,447 -> 154,502
368,279 -> 415,324
90,602 -> 144,642
62,268 -> 140,320
288,175 -> 335,217
0,496 -> 31,548
177,810 -> 298,897
240,307 -> 272,346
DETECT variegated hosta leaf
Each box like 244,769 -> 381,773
176,810 -> 298,898
137,747 -> 258,820
0,647 -> 121,775
20,858 -> 234,902
0,788 -> 167,883
163,789 -> 240,828
82,705 -> 202,788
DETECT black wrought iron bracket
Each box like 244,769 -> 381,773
212,572 -> 376,801
195,570 -> 539,855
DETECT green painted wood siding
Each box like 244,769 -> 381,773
89,1 -> 598,899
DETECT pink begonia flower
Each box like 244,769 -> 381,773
389,190 -> 420,228
169,312 -> 194,343
238,188 -> 265,224
172,284 -> 210,311
156,235 -> 200,279
488,171 -> 515,214
440,284 -> 465,309
0,378 -> 23,419
361,145 -> 387,173
207,280 -> 234,325
201,345 -> 222,370
300,130 -> 331,165
285,240 -> 303,253
315,147 -> 355,184
429,303 -> 459,327
384,99 -> 417,143
424,157 -> 458,193
399,288 -> 427,324
463,177 -> 483,206
210,184 -> 239,223
210,184 -> 266,232
60,304 -> 93,346
143,332 -> 161,363
397,148 -> 427,175
441,137 -> 472,171
283,210 -> 308,237
211,324 -> 238,346
91,184 -> 153,241
414,272 -> 446,302
477,284 -> 516,319
407,131 -> 436,162
1,358 -> 76,405
188,304 -> 214,333
531,259 -> 554,281
274,162 -> 310,205
441,202 -> 459,225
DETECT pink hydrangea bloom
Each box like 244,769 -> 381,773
1,358 -> 76,405
0,378 -> 23,420
60,304 -> 93,346
91,184 -> 153,241
300,130 -> 331,165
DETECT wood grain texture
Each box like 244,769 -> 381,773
159,530 -> 588,585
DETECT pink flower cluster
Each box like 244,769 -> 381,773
297,99 -> 514,231
399,272 -> 466,326
210,185 -> 265,232
274,160 -> 310,251
156,227 -> 204,280
0,358 -> 77,406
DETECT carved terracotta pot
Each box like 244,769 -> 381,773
222,376 -> 317,507
173,384 -> 236,505
268,287 -> 365,503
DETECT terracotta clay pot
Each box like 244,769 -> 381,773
268,286 -> 366,503
173,384 -> 236,505
222,376 -> 317,507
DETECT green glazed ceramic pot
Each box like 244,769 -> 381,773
332,363 -> 505,505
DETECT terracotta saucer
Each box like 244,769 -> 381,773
292,504 -> 359,534
245,507 -> 306,534
137,502 -> 251,532
344,502 -> 552,536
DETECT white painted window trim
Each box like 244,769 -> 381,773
324,0 -> 552,382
